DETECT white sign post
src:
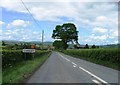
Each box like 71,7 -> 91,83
22,49 -> 35,53
22,49 -> 36,59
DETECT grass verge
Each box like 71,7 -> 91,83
2,51 -> 51,84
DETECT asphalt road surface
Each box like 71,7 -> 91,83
27,52 -> 119,84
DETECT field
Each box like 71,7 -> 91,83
2,50 -> 51,83
62,48 -> 119,70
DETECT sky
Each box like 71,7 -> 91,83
0,0 -> 119,45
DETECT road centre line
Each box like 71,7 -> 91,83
92,80 -> 103,85
58,52 -> 109,85
58,53 -> 70,61
72,62 -> 77,66
78,66 -> 109,85
73,65 -> 77,67
64,57 -> 70,62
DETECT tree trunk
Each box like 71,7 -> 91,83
62,40 -> 68,50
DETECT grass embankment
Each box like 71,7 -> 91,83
2,50 -> 51,83
62,48 -> 119,70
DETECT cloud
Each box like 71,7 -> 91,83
80,34 -> 109,45
0,1 -> 118,22
0,21 -> 5,26
96,16 -> 108,21
1,1 -> 118,44
1,28 -> 42,41
0,0 -> 26,13
92,27 -> 108,34
7,20 -> 30,28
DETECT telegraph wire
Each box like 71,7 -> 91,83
20,0 -> 41,29
20,0 -> 44,45
21,0 -> 44,43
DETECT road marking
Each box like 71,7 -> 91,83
58,52 -> 109,85
72,62 -> 77,66
58,53 -> 71,62
73,65 -> 77,67
92,80 -> 102,85
65,58 -> 70,62
78,66 -> 109,84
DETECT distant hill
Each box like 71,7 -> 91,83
101,44 -> 119,48
2,40 -> 53,46
29,41 -> 53,45
43,42 -> 53,45
2,40 -> 24,45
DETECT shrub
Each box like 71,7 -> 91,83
63,48 -> 119,64
2,50 -> 49,69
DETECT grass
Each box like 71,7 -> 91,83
0,70 -> 2,85
2,51 -> 51,83
62,48 -> 119,70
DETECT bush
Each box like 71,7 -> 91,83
2,50 -> 49,69
63,48 -> 119,64
85,44 -> 89,49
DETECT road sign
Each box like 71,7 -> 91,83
31,44 -> 36,49
22,49 -> 35,53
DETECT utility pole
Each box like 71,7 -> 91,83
42,30 -> 44,50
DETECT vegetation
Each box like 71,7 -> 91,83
2,50 -> 49,69
2,50 -> 51,83
52,23 -> 78,49
62,48 -> 119,70
53,40 -> 67,50
1,40 -> 53,50
2,41 -> 6,46
91,45 -> 96,48
1,40 -> 52,84
85,44 -> 89,49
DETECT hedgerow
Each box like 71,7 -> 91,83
2,50 -> 49,69
63,48 -> 119,65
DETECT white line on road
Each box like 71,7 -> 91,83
73,65 -> 77,67
92,80 -> 102,85
72,62 -> 77,66
58,53 -> 71,62
79,66 -> 109,85
58,52 -> 109,85
65,58 -> 70,62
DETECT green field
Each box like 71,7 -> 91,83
2,50 -> 51,83
62,48 -> 119,70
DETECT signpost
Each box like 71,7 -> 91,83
22,49 -> 35,53
22,49 -> 36,59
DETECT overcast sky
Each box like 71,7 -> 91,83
0,0 -> 119,45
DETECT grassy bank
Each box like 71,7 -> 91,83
62,48 -> 119,70
2,51 -> 51,83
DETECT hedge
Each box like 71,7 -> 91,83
63,48 -> 119,65
2,50 -> 49,69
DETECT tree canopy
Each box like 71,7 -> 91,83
53,40 -> 67,50
52,23 -> 78,49
2,41 -> 6,46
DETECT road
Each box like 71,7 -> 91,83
27,52 -> 119,84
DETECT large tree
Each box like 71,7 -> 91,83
2,41 -> 6,46
52,23 -> 78,49
53,40 -> 67,49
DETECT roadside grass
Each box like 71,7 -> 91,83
62,48 -> 119,70
0,70 -> 2,85
2,51 -> 51,83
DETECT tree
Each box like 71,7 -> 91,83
14,44 -> 19,50
52,23 -> 78,49
85,44 -> 89,49
2,41 -> 6,46
53,40 -> 67,49
91,45 -> 96,48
